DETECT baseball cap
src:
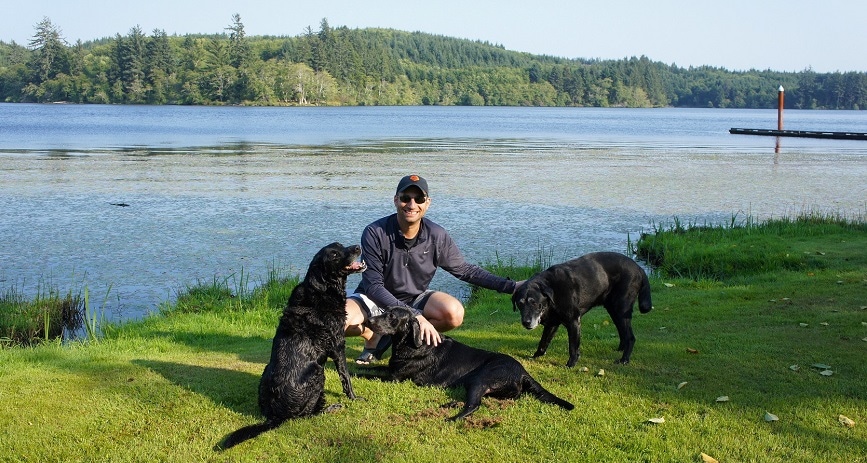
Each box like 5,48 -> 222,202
395,174 -> 429,196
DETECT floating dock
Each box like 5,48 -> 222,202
729,127 -> 867,141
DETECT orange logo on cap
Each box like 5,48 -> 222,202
409,175 -> 420,181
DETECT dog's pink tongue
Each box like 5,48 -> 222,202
347,260 -> 367,271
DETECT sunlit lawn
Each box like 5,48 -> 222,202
1,216 -> 865,462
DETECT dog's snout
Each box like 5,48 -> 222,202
522,316 -> 540,330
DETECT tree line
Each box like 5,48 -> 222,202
1,15 -> 865,109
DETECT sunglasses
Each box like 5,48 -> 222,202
398,193 -> 427,204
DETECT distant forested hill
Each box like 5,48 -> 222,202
1,16 -> 864,109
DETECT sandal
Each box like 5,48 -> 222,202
355,335 -> 392,364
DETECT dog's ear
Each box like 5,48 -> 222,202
511,280 -> 527,312
540,282 -> 555,306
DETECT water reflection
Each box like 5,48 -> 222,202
2,134 -> 866,322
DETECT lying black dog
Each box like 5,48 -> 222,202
357,306 -> 574,420
512,251 -> 652,366
220,242 -> 366,449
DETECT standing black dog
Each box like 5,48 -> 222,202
358,306 -> 574,420
512,252 -> 652,366
220,242 -> 366,449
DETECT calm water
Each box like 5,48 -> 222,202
1,104 -> 865,321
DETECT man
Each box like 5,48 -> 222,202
345,174 -> 521,364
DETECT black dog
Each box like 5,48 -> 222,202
220,242 -> 366,449
512,251 -> 652,366
357,306 -> 574,420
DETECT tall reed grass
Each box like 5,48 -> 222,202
160,265 -> 300,316
81,284 -> 113,343
0,284 -> 83,346
635,211 -> 867,280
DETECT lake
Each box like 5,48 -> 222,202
1,104 -> 865,322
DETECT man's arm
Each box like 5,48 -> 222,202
437,232 -> 518,293
358,223 -> 410,309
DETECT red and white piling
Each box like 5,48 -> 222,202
777,85 -> 785,130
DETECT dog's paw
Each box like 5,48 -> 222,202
324,404 -> 344,413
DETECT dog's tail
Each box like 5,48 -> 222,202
523,376 -> 575,411
216,418 -> 284,451
638,272 -> 653,314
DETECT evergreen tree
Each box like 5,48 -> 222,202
28,17 -> 67,84
227,13 -> 250,69
145,29 -> 173,103
145,29 -> 173,77
118,26 -> 147,103
310,19 -> 332,73
205,37 -> 234,102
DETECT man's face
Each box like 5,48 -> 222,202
393,185 -> 430,227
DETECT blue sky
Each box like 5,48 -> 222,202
2,0 -> 865,73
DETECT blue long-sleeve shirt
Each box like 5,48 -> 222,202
354,214 -> 516,309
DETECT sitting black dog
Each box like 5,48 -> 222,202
220,242 -> 366,449
512,251 -> 652,366
357,306 -> 574,420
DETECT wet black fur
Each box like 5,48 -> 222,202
219,242 -> 364,450
358,306 -> 574,420
512,251 -> 652,366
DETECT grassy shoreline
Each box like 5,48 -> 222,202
1,215 -> 866,462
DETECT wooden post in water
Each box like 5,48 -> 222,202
777,85 -> 785,130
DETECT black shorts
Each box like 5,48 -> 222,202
348,290 -> 435,318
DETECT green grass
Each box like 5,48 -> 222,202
635,211 -> 867,280
1,215 -> 865,462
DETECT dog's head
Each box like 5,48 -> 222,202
512,277 -> 553,330
308,242 -> 367,279
366,306 -> 425,348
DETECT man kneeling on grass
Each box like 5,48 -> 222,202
344,174 -> 522,363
